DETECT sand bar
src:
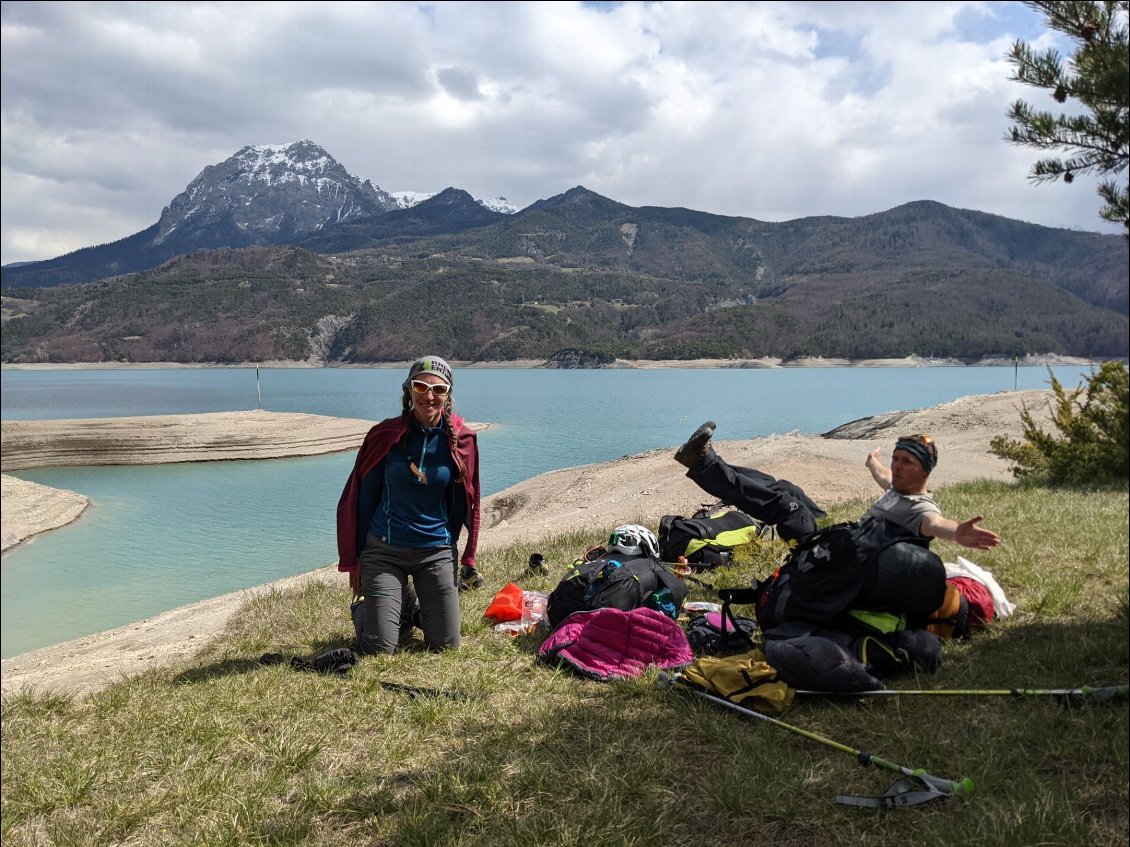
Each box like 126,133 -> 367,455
1,475 -> 90,551
1,409 -> 377,473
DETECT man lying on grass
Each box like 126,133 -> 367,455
674,423 -> 1002,550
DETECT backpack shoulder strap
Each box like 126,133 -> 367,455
720,597 -> 758,650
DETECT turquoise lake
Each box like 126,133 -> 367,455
0,364 -> 1093,657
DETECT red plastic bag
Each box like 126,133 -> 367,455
484,582 -> 525,623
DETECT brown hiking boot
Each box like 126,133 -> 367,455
674,421 -> 716,468
459,564 -> 484,591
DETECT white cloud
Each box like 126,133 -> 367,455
1,0 -> 1122,264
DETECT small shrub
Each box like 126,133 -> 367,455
989,361 -> 1129,486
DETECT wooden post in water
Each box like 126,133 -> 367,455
256,363 -> 262,409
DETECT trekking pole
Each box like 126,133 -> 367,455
376,679 -> 471,700
665,566 -> 716,592
794,685 -> 1128,707
689,687 -> 974,808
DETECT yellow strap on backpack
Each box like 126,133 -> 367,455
679,649 -> 795,714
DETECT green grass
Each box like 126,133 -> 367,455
3,481 -> 1127,847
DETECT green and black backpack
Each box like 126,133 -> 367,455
659,506 -> 772,569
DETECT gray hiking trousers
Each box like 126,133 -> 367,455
358,533 -> 461,654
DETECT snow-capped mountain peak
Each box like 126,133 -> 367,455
390,190 -> 517,214
477,195 -> 519,214
390,190 -> 437,210
154,140 -> 399,246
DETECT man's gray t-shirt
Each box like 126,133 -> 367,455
864,488 -> 941,536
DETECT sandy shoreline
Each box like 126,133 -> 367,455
1,354 -> 1098,371
0,389 -> 1055,699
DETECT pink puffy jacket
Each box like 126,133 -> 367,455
538,607 -> 694,681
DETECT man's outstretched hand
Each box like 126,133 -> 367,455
955,515 -> 1001,551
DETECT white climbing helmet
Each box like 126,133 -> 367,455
608,524 -> 660,559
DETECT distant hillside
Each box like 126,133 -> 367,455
2,232 -> 1125,364
293,188 -> 507,253
392,190 -> 1128,317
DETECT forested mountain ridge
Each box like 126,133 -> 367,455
404,189 -> 1126,316
3,192 -> 1126,364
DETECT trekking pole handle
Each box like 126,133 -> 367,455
861,752 -> 974,797
915,771 -> 975,798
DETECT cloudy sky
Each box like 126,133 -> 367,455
1,1 -> 1120,266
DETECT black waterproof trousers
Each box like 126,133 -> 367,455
685,453 -> 826,542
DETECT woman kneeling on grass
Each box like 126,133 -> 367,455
336,356 -> 482,654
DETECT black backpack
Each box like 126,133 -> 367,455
686,609 -> 759,656
753,517 -> 945,631
659,507 -> 772,569
545,552 -> 689,628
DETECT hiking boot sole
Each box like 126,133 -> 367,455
675,421 -> 716,467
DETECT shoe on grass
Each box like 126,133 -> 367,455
459,565 -> 484,591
